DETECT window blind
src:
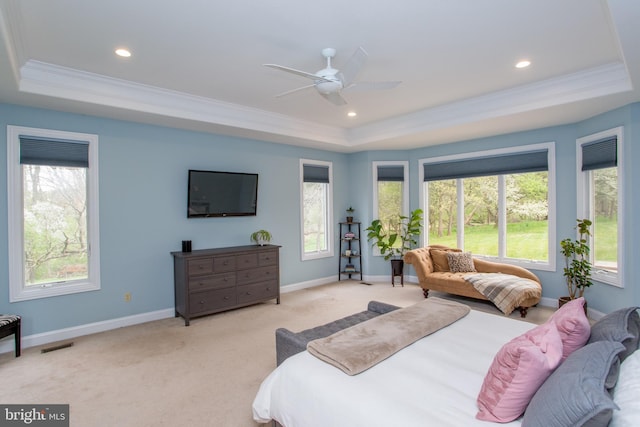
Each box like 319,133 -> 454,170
20,136 -> 89,168
303,164 -> 330,183
377,165 -> 405,182
423,149 -> 548,182
581,136 -> 617,171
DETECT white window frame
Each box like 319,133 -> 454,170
576,126 -> 624,287
7,125 -> 101,302
419,142 -> 556,271
299,159 -> 334,261
371,161 -> 409,257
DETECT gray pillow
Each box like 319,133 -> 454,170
522,341 -> 626,427
446,251 -> 476,273
588,307 -> 640,362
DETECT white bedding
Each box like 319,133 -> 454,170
253,309 -> 536,427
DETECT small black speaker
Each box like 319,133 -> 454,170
182,240 -> 192,252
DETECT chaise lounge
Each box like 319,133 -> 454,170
404,245 -> 541,317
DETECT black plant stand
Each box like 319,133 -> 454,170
391,259 -> 404,287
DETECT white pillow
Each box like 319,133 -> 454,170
610,349 -> 640,426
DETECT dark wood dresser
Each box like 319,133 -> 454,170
171,244 -> 280,326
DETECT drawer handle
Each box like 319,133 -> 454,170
246,292 -> 251,295
223,261 -> 228,265
224,296 -> 229,300
198,265 -> 204,269
199,300 -> 205,304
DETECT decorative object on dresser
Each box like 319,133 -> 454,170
171,245 -> 280,326
250,229 -> 272,246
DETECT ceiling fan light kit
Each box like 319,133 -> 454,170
264,47 -> 401,106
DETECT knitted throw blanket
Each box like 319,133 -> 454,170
464,272 -> 541,316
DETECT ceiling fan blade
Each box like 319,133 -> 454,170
320,91 -> 347,106
275,84 -> 316,98
343,81 -> 402,92
264,64 -> 332,83
337,46 -> 368,87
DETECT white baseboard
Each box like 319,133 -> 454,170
0,308 -> 175,355
280,275 -> 337,293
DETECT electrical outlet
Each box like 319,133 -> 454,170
124,292 -> 131,302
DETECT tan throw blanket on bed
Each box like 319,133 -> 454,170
306,297 -> 470,375
464,272 -> 541,316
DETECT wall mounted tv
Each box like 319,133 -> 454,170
187,170 -> 258,218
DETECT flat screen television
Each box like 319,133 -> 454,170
187,170 -> 258,218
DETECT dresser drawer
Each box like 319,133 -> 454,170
189,288 -> 236,314
258,250 -> 278,266
237,280 -> 279,304
237,265 -> 278,285
213,256 -> 236,272
188,272 -> 235,291
237,253 -> 258,269
187,258 -> 214,276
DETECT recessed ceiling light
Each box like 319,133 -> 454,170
347,111 -> 357,117
115,48 -> 132,58
515,60 -> 531,69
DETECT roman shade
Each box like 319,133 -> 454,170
581,136 -> 617,171
377,165 -> 405,182
20,136 -> 89,168
303,164 -> 330,183
423,149 -> 548,182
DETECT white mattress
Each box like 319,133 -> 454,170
253,309 -> 536,427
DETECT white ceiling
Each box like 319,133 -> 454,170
1,0 -> 639,152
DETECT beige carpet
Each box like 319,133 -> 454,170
0,281 -> 553,427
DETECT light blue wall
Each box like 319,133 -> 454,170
0,104 -> 349,335
1,102 -> 639,336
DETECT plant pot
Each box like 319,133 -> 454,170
558,296 -> 588,314
390,259 -> 404,287
346,216 -> 354,223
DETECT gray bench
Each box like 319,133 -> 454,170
275,300 -> 400,366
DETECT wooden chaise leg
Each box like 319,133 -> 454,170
519,306 -> 529,318
423,289 -> 429,298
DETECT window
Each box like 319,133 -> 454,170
7,126 -> 100,301
576,127 -> 623,287
420,143 -> 555,270
300,159 -> 333,260
372,161 -> 409,238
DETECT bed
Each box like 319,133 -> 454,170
252,299 -> 640,427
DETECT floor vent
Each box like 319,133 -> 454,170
41,342 -> 74,353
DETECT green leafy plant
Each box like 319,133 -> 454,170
366,209 -> 423,260
560,218 -> 593,299
346,206 -> 355,214
250,229 -> 272,246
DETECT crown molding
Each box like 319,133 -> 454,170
12,54 -> 633,151
18,60 -> 349,147
347,62 -> 632,147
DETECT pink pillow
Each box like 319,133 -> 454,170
548,297 -> 590,360
476,321 -> 563,422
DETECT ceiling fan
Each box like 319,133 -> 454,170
264,47 -> 401,106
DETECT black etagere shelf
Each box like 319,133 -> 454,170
338,222 -> 362,281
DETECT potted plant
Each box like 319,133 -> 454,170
346,206 -> 355,223
366,209 -> 423,283
250,229 -> 272,246
559,218 -> 593,308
